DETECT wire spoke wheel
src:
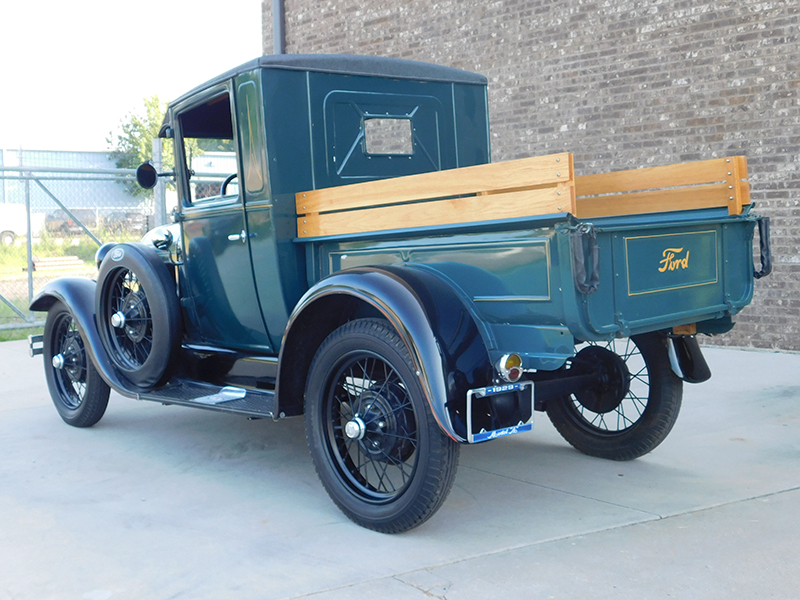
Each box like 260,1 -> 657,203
545,333 -> 682,460
570,338 -> 647,433
43,301 -> 110,427
51,311 -> 89,409
305,319 -> 459,533
326,353 -> 419,502
104,267 -> 154,370
96,243 -> 181,389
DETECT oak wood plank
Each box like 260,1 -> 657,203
575,158 -> 735,197
574,183 -> 736,218
297,187 -> 566,238
296,152 -> 572,214
728,156 -> 750,215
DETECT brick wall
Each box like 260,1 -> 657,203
264,0 -> 800,351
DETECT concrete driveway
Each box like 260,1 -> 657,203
1,338 -> 798,600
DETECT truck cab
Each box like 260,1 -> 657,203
154,54 -> 490,354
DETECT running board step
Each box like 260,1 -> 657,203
138,379 -> 277,419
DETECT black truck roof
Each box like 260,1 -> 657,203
168,54 -> 487,109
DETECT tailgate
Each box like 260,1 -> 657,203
562,211 -> 758,339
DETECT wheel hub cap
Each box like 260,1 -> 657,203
118,293 -> 147,343
354,390 -> 415,462
110,311 -> 126,328
56,337 -> 85,385
571,345 -> 631,413
345,416 -> 366,440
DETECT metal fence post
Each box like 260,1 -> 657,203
24,172 -> 34,314
0,149 -> 5,204
153,138 -> 166,226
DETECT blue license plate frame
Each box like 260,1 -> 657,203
466,381 -> 534,443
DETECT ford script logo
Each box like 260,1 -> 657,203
110,248 -> 125,262
659,247 -> 689,272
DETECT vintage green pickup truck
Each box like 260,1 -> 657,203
29,55 -> 770,533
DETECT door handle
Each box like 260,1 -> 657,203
227,229 -> 247,243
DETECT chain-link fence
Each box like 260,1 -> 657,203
0,148 -> 167,332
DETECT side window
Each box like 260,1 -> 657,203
178,91 -> 238,203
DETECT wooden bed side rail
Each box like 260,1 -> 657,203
574,156 -> 750,219
296,153 -> 575,238
294,154 -> 750,238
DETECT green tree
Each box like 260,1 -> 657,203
107,95 -> 185,197
108,94 -> 172,170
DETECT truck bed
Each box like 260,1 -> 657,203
295,154 -> 758,364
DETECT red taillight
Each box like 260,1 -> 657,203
497,353 -> 523,383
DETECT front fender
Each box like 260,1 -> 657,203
30,278 -> 141,397
278,266 -> 493,442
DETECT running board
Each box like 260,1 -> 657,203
138,379 -> 277,419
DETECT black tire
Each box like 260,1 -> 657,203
0,231 -> 15,246
43,301 -> 110,427
96,243 -> 180,389
545,333 -> 682,461
305,318 -> 460,533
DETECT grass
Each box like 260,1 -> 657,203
0,291 -> 42,341
0,229 -> 144,279
0,234 -> 97,277
0,230 -> 124,340
0,326 -> 43,342
0,229 -> 145,341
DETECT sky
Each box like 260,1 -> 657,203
0,0 -> 264,152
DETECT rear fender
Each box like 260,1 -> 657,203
30,278 -> 142,396
667,335 -> 712,383
277,266 -> 493,442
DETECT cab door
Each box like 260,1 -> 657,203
173,84 -> 272,352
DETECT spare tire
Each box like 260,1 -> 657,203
96,243 -> 180,389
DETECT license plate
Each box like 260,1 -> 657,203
466,381 -> 534,443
